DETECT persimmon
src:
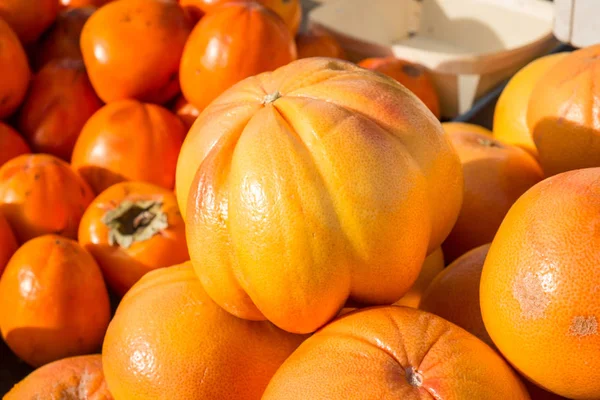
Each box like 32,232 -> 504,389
102,262 -> 306,400
0,235 -> 111,367
481,167 -> 600,399
172,94 -> 201,130
262,306 -> 530,399
0,154 -> 94,243
0,0 -> 58,44
493,52 -> 567,158
60,0 -> 112,9
0,18 -> 31,119
0,212 -> 17,277
4,354 -> 113,399
528,45 -> 600,175
358,56 -> 440,119
440,122 -> 543,263
79,181 -> 189,296
0,122 -> 30,167
296,24 -> 346,59
179,2 -> 297,111
80,0 -> 192,104
33,6 -> 96,71
393,247 -> 444,308
71,100 -> 186,194
181,0 -> 301,34
177,58 -> 463,333
17,58 -> 103,161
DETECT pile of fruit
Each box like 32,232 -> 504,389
0,0 -> 599,399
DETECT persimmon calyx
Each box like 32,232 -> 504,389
102,199 -> 168,249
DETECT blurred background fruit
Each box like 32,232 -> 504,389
17,58 -> 103,160
358,57 -> 441,119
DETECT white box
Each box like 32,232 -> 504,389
554,0 -> 600,47
307,0 -> 557,118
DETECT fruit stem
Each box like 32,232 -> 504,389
102,199 -> 168,249
263,91 -> 282,105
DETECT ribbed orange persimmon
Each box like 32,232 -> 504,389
0,18 -> 31,119
177,58 -> 463,333
18,59 -> 103,160
179,2 -> 296,111
71,100 -> 186,194
0,235 -> 111,367
102,262 -> 306,400
4,355 -> 113,399
33,6 -> 96,71
0,0 -> 58,44
80,0 -> 192,104
481,168 -> 600,400
0,212 -> 17,277
0,154 -> 95,243
262,306 -> 530,399
394,247 -> 444,308
358,57 -> 440,119
527,45 -> 600,176
441,122 -> 543,263
493,52 -> 567,158
0,122 -> 30,167
79,181 -> 189,296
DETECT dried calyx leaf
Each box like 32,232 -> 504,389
101,199 -> 168,249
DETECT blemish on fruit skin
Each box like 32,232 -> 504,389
569,316 -> 598,337
512,268 -> 556,320
405,367 -> 423,387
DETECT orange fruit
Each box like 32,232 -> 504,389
78,181 -> 189,296
493,52 -> 567,158
0,122 -> 30,168
0,0 -> 59,44
0,211 -> 17,277
296,24 -> 346,60
4,354 -> 113,399
102,262 -> 306,400
394,247 -> 444,308
262,306 -> 529,399
441,122 -> 544,263
0,235 -> 111,367
419,243 -> 493,348
528,45 -> 600,176
358,57 -> 440,119
0,154 -> 95,243
172,94 -> 201,130
0,17 -> 31,119
481,167 -> 600,399
177,57 -> 463,334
